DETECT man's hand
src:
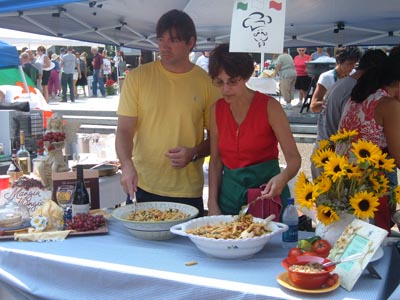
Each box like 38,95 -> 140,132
120,162 -> 138,201
165,146 -> 195,169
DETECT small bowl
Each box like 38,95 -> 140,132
112,202 -> 199,240
281,255 -> 335,289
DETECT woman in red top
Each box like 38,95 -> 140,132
294,48 -> 311,106
207,44 -> 301,217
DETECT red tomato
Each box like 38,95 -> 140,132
330,273 -> 339,282
288,247 -> 303,257
325,277 -> 336,287
312,239 -> 332,257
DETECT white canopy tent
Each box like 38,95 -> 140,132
0,0 -> 398,52
0,28 -> 103,50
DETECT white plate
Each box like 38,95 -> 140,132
370,246 -> 384,262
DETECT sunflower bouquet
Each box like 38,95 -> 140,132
295,129 -> 400,226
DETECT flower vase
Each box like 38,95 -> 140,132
315,213 -> 356,246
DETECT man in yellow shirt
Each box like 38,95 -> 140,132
116,9 -> 220,216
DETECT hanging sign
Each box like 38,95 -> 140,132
230,0 -> 286,53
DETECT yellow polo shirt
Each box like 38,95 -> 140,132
118,60 -> 220,198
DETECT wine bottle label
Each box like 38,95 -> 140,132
72,204 -> 90,217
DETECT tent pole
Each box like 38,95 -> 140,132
18,65 -> 30,99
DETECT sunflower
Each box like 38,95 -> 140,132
377,152 -> 396,172
344,163 -> 362,179
315,175 -> 332,194
349,191 -> 380,219
393,186 -> 400,204
294,182 -> 316,210
312,148 -> 334,168
323,154 -> 348,182
330,128 -> 358,143
294,171 -> 308,192
317,205 -> 340,225
318,139 -> 331,150
368,173 -> 389,197
351,140 -> 383,167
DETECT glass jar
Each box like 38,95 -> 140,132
0,199 -> 30,229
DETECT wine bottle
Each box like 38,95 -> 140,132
16,130 -> 31,175
7,149 -> 23,186
72,164 -> 90,217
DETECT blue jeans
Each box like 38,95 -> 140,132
92,69 -> 105,97
61,72 -> 74,101
126,187 -> 205,217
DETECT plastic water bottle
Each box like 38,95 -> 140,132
282,198 -> 298,248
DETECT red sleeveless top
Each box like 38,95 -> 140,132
216,91 -> 278,169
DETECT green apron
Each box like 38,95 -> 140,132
218,159 -> 291,217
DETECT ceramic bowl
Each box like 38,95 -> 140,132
112,202 -> 198,240
281,255 -> 336,289
170,215 -> 288,259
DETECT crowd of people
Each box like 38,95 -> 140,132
17,45 -> 128,102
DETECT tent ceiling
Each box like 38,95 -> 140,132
0,0 -> 399,51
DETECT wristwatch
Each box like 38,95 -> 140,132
191,153 -> 198,162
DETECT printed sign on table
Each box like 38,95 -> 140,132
0,187 -> 52,216
230,0 -> 286,53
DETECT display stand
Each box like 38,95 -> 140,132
300,76 -> 318,113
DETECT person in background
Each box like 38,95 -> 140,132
207,43 -> 301,217
311,49 -> 387,179
311,46 -> 330,61
48,53 -> 61,100
75,52 -> 87,97
113,50 -> 127,79
310,47 -> 361,112
337,53 -> 400,233
274,48 -> 297,109
102,50 -> 112,82
115,9 -> 220,216
91,46 -> 106,98
72,50 -> 81,99
35,45 -> 52,102
60,46 -> 77,102
293,48 -> 312,106
195,51 -> 210,72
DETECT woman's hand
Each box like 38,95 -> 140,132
261,173 -> 287,199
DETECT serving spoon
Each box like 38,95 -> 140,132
238,196 -> 262,217
307,253 -> 364,270
239,214 -> 276,238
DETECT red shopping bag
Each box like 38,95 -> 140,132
247,187 -> 282,221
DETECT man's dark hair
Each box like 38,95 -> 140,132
156,9 -> 197,50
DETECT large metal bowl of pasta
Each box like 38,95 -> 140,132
170,215 -> 288,259
112,202 -> 199,240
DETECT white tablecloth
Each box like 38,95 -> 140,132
0,220 -> 399,300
